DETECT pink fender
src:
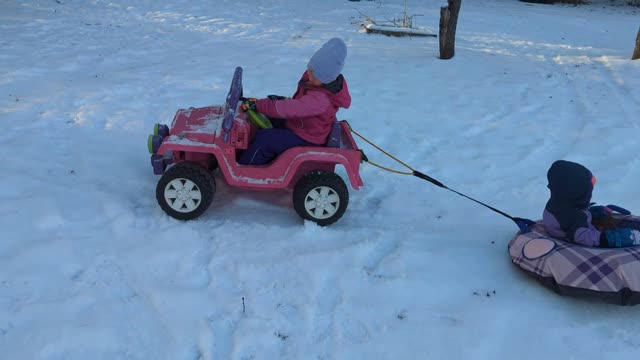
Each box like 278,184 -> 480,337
215,146 -> 363,190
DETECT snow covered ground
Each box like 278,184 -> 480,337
1,0 -> 640,359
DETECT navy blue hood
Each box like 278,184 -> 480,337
546,160 -> 593,210
545,160 -> 595,242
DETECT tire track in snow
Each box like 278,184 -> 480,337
207,311 -> 242,360
588,58 -> 640,182
533,58 -> 589,163
562,56 -> 636,163
361,238 -> 400,281
68,255 -> 174,358
596,57 -> 640,129
309,274 -> 342,359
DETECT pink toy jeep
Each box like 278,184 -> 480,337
148,67 -> 363,226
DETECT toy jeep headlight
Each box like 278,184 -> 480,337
153,123 -> 169,137
147,134 -> 163,154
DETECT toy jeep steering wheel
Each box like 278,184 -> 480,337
246,108 -> 273,129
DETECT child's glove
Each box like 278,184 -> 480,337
589,205 -> 613,219
606,204 -> 631,215
589,203 -> 631,219
240,98 -> 257,111
604,228 -> 640,248
267,95 -> 287,100
592,216 -> 620,231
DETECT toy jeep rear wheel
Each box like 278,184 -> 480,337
156,162 -> 216,220
293,170 -> 349,226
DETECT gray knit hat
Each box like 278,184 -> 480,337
307,38 -> 347,84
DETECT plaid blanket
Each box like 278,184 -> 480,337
508,216 -> 640,299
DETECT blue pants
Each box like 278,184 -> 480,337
238,123 -> 313,165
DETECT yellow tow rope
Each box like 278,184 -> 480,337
349,127 -> 414,175
348,123 -> 536,233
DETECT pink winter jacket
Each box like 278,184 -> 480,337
255,72 -> 351,145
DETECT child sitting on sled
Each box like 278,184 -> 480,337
237,37 -> 351,165
543,160 -> 640,248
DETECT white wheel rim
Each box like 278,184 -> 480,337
304,186 -> 340,220
164,178 -> 202,213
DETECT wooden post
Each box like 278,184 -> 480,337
439,0 -> 462,60
633,27 -> 640,60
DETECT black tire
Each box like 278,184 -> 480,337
293,170 -> 349,226
208,155 -> 219,172
156,162 -> 216,220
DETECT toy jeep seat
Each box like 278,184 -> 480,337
325,120 -> 343,148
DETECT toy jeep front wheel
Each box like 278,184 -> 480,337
156,162 -> 216,220
293,170 -> 349,226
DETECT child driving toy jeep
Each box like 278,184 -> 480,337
238,37 -> 351,165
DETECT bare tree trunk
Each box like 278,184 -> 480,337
633,27 -> 640,60
439,0 -> 462,60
